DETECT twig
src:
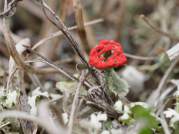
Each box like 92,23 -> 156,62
159,113 -> 171,134
2,1 -> 35,130
147,58 -> 179,106
39,0 -> 102,86
60,0 -> 73,21
0,110 -> 66,134
19,1 -> 44,20
0,0 -> 22,18
68,71 -> 86,134
0,122 -> 10,129
1,2 -> 92,89
1,0 -> 26,71
124,53 -> 156,61
6,66 -> 17,89
27,48 -> 92,88
0,0 -> 43,75
32,18 -> 103,50
38,102 -> 67,134
73,0 -> 91,53
28,73 -> 43,88
115,0 -> 125,40
140,15 -> 179,42
17,69 -> 35,133
156,86 -> 176,116
39,0 -> 89,68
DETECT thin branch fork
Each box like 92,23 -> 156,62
39,0 -> 89,69
28,49 -> 119,119
1,0 -> 92,88
32,18 -> 103,50
0,0 -> 22,18
39,0 -> 103,86
26,48 -> 93,88
1,0 -> 93,90
1,17 -> 91,89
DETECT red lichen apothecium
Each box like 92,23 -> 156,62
89,40 -> 127,69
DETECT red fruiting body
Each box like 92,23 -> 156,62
89,40 -> 127,69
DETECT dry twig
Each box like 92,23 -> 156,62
39,0 -> 89,68
32,18 -> 103,50
0,0 -> 22,18
38,0 -> 103,86
27,48 -> 92,88
147,58 -> 179,106
73,0 -> 91,53
141,15 -> 179,42
68,71 -> 86,134
0,103 -> 66,134
125,53 -> 156,61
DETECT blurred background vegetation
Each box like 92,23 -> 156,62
1,0 -> 179,134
